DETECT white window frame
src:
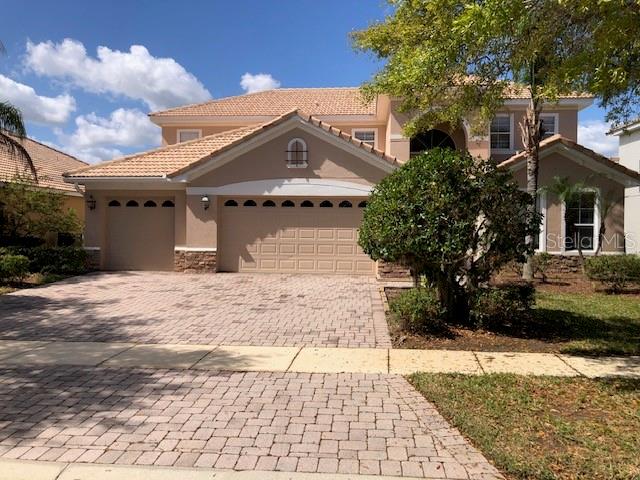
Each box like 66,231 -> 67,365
490,113 -> 514,153
535,191 -> 547,252
352,128 -> 378,148
286,138 -> 308,169
540,113 -> 559,139
561,187 -> 600,254
176,129 -> 202,143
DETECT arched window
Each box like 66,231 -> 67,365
224,199 -> 238,207
108,200 -> 121,207
126,200 -> 139,207
358,201 -> 368,208
300,200 -> 314,207
320,200 -> 333,208
339,200 -> 353,208
281,200 -> 295,207
243,199 -> 257,207
262,200 -> 276,207
410,129 -> 456,157
286,138 -> 308,168
144,200 -> 157,207
161,200 -> 175,208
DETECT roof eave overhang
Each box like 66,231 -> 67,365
170,115 -> 396,183
62,176 -> 186,190
609,121 -> 640,136
504,143 -> 640,187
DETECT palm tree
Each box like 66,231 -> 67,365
0,41 -> 36,178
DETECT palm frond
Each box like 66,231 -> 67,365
0,101 -> 37,180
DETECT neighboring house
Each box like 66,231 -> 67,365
610,119 -> 640,253
1,135 -> 88,221
63,87 -> 640,275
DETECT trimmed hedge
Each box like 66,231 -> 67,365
471,283 -> 535,328
585,255 -> 640,292
0,254 -> 30,282
0,246 -> 88,275
389,287 -> 445,333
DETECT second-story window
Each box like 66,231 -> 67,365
286,138 -> 308,168
177,130 -> 201,143
490,115 -> 512,151
353,130 -> 376,146
540,114 -> 557,139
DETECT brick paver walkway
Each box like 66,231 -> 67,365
0,367 -> 500,479
0,273 -> 390,348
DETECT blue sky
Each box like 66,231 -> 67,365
1,0 -> 617,163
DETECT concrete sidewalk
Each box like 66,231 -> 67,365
0,339 -> 638,378
0,459 -> 441,480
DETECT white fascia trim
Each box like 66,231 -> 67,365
174,246 -> 217,252
83,246 -> 101,251
173,116 -> 395,182
508,144 -> 640,187
64,178 -> 186,191
610,121 -> 640,136
503,97 -> 594,110
187,179 -> 373,197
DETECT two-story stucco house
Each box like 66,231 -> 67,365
63,87 -> 640,275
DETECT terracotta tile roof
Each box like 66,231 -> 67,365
0,135 -> 88,194
502,82 -> 592,99
149,87 -> 377,118
65,110 -> 397,180
499,134 -> 640,182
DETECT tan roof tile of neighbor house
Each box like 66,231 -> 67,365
0,135 -> 88,193
149,87 -> 377,117
65,110 -> 397,180
499,134 -> 640,182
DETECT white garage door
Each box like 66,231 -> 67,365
219,197 -> 374,275
106,197 -> 175,270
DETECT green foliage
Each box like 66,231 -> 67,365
471,283 -> 535,328
585,255 -> 640,293
0,176 -> 81,242
352,0 -> 640,130
0,254 -> 29,282
389,287 -> 444,333
532,252 -> 552,283
1,246 -> 88,275
359,148 -> 539,321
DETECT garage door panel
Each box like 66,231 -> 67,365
107,198 -> 174,271
219,197 -> 374,274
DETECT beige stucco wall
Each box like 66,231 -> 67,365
510,151 -> 625,253
63,195 -> 85,222
191,127 -> 389,188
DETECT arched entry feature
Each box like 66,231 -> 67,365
410,129 -> 456,157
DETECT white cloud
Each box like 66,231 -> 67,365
578,120 -> 619,158
0,74 -> 75,125
55,108 -> 159,163
240,72 -> 281,94
25,39 -> 211,111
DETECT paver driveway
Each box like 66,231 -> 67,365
0,272 -> 390,348
0,367 -> 501,479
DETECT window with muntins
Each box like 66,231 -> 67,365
490,116 -> 511,150
353,130 -> 375,146
286,138 -> 308,168
178,130 -> 200,143
540,115 -> 557,139
565,192 -> 596,251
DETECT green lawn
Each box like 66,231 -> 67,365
410,373 -> 640,480
535,291 -> 640,355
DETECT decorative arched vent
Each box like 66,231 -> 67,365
161,200 -> 175,207
108,200 -> 121,207
281,200 -> 295,207
144,200 -> 157,207
262,200 -> 276,207
286,138 -> 308,168
243,199 -> 257,207
126,200 -> 139,207
319,200 -> 333,208
300,200 -> 314,207
224,199 -> 238,207
339,200 -> 353,208
358,201 -> 368,208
